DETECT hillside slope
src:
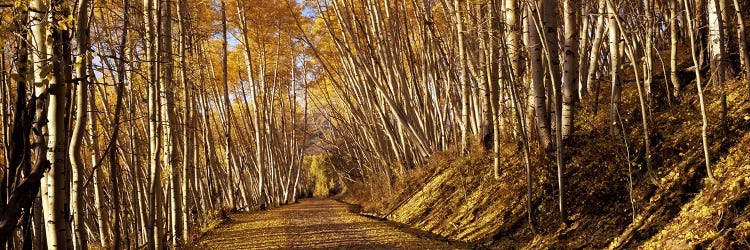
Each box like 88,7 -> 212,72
342,77 -> 750,249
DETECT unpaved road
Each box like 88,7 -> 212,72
198,198 -> 468,249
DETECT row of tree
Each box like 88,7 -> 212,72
0,0 -> 317,248
302,0 -> 749,226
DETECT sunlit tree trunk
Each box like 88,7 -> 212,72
32,0 -> 73,247
89,90 -> 109,248
69,0 -> 91,248
540,0 -> 566,222
505,0 -> 520,80
30,0 -> 52,246
455,0 -> 470,155
177,0 -> 192,243
730,0 -> 749,92
561,0 -> 578,140
585,0 -> 606,100
143,0 -> 163,247
577,3 -> 590,97
108,1 -> 130,247
684,0 -> 716,182
730,0 -> 749,91
221,0 -> 236,210
708,0 -> 727,131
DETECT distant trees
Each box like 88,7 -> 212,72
0,0 -> 312,248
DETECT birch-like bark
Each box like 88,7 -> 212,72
108,1 -> 129,247
177,0 -> 192,243
731,0 -> 750,91
708,0 -> 727,131
527,0 -> 551,150
561,0 -> 578,140
455,0 -> 470,155
221,0 -> 236,210
143,0 -> 163,247
684,0 -> 716,182
89,90 -> 109,248
607,0 -> 622,135
584,0 -> 607,99
69,0 -> 90,248
46,0 -> 73,246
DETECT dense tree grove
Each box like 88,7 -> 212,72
0,0 -> 748,248
0,0 -> 315,248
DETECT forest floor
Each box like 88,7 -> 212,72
195,198 -> 471,249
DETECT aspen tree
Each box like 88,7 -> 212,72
607,0 -> 622,135
643,0 -> 655,104
577,3 -> 590,97
221,0 -> 236,210
527,0 -> 551,150
708,0 -> 727,131
108,0 -> 129,247
157,0 -> 181,245
90,89 -> 109,248
69,0 -> 90,248
670,0 -> 680,98
562,0 -> 578,140
505,0 -> 520,80
540,0 -> 566,222
731,0 -> 749,90
143,0 -> 164,247
490,0 -> 502,179
47,0 -> 73,246
684,0 -> 717,182
585,0 -> 607,100
30,0 -> 72,247
455,0 -> 470,155
30,0 -> 52,245
177,0 -> 192,243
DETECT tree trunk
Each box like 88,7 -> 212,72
177,0 -> 192,244
684,0 -> 716,182
608,0 -> 622,135
108,1 -> 130,247
708,0 -> 727,132
528,0 -> 551,150
731,0 -> 750,93
670,0 -> 680,98
562,0 -> 578,140
221,0 -> 236,211
69,0 -> 91,248
455,0 -> 471,155
89,90 -> 109,248
585,0 -> 607,100
143,0 -> 163,247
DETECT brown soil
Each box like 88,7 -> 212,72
197,198 -> 468,249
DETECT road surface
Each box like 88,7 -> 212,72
198,198 -> 468,249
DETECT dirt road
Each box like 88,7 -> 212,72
198,198 -> 467,249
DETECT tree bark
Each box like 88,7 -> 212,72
69,0 -> 91,248
562,0 -> 578,140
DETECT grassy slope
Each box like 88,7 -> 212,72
342,74 -> 750,248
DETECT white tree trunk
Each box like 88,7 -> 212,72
561,0 -> 578,140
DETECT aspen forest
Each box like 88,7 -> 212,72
0,0 -> 749,249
